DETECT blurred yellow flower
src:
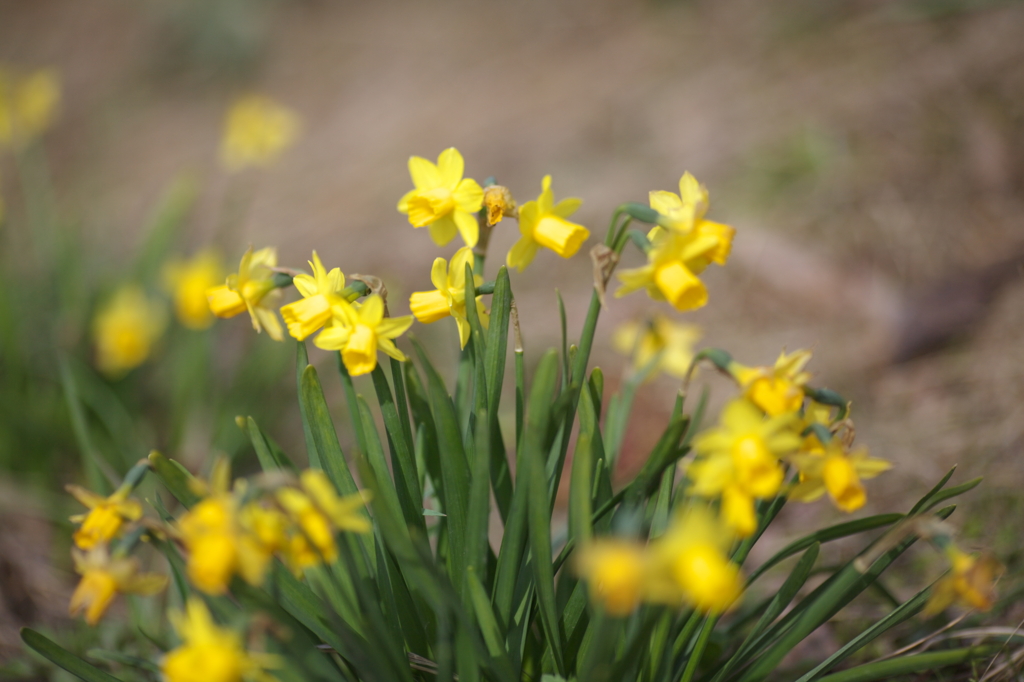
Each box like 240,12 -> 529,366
788,438 -> 890,513
67,484 -> 143,550
397,147 -> 484,247
277,471 -> 371,571
92,285 -> 167,377
69,547 -> 167,625
612,315 -> 701,379
575,539 -> 649,616
730,349 -> 813,417
506,175 -> 589,272
163,250 -> 225,330
689,399 -> 801,536
207,246 -> 284,341
409,246 -> 489,349
314,295 -> 412,376
220,95 -> 299,171
650,507 -> 743,614
163,597 -> 280,682
0,66 -> 60,146
924,547 -> 1003,616
616,172 -> 733,312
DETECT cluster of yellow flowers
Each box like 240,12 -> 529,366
65,458 -> 370,682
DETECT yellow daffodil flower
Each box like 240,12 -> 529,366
276,471 -> 371,572
646,173 -> 735,269
92,285 -> 167,377
397,147 -> 484,247
163,597 -> 281,682
220,95 -> 299,171
279,251 -> 345,341
729,349 -> 813,417
924,547 -> 1003,616
612,315 -> 701,379
409,246 -> 489,348
67,484 -> 143,550
0,66 -> 60,146
788,438 -> 890,513
575,539 -> 649,616
650,507 -> 743,614
689,399 -> 801,536
506,175 -> 589,272
314,295 -> 413,376
207,246 -> 284,341
69,547 -> 167,625
163,250 -> 225,330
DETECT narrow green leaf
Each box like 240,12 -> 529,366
356,395 -> 406,531
918,477 -> 982,513
569,433 -> 594,544
246,416 -> 285,471
147,450 -> 198,508
467,409 -> 492,581
793,580 -> 935,682
525,350 -> 565,674
300,365 -> 358,497
464,263 -> 488,357
906,465 -> 956,515
815,647 -> 998,682
21,628 -> 123,682
485,266 -> 514,523
335,354 -> 369,457
404,364 -> 446,509
371,364 -> 425,534
296,341 -> 321,469
59,354 -> 112,493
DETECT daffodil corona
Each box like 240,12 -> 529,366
398,148 -> 484,247
314,295 -> 412,376
409,246 -> 489,348
507,175 -> 589,271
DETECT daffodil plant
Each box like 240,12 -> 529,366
25,148 -> 1011,682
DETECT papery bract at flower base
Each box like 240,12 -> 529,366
398,147 -> 484,247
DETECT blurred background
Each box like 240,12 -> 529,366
2,0 -> 1024,675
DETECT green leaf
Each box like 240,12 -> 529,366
485,266 -> 514,523
59,354 -> 112,493
525,350 -> 566,674
296,341 -> 321,469
371,364 -> 425,534
411,339 -> 471,587
793,579 -> 935,682
569,433 -> 594,544
815,647 -> 998,682
21,628 -> 123,682
918,476 -> 982,513
466,409 -> 492,581
748,514 -> 903,584
246,416 -> 296,472
299,365 -> 359,497
147,450 -> 199,508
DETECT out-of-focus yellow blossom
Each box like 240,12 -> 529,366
409,246 -> 489,349
163,597 -> 280,682
924,547 -> 1003,616
314,295 -> 413,377
788,438 -> 890,513
483,184 -> 516,226
650,507 -> 743,614
69,547 -> 167,625
730,349 -> 813,417
575,539 -> 649,616
92,285 -> 167,377
397,147 -> 484,247
220,95 -> 299,171
280,251 -> 345,341
277,471 -> 371,571
646,173 -> 735,268
689,399 -> 801,536
178,464 -> 275,594
612,315 -> 701,379
507,175 -> 589,272
207,246 -> 284,341
67,484 -> 143,550
163,250 -> 224,330
0,67 -> 60,146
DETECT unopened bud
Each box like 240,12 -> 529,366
484,185 -> 516,226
